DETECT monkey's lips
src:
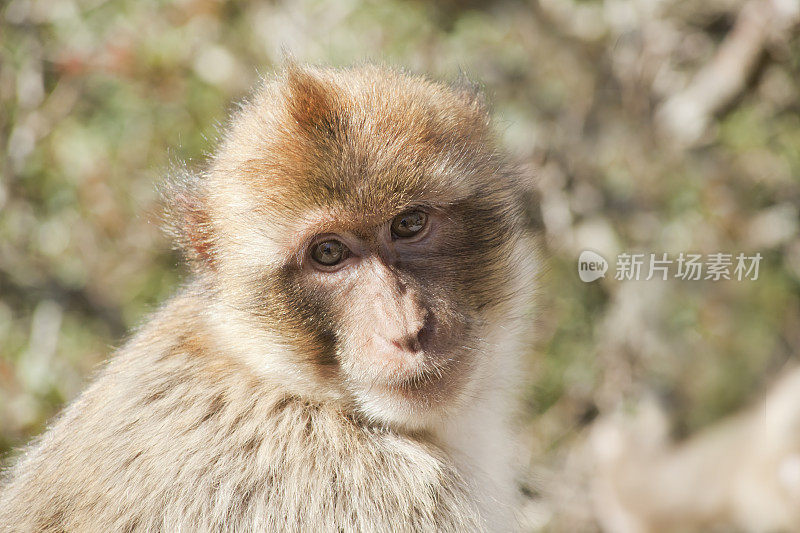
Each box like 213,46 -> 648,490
346,330 -> 474,429
365,338 -> 466,402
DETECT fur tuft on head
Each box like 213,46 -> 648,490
283,61 -> 343,137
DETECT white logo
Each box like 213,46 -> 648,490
578,250 -> 608,282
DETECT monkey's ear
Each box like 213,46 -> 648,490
161,171 -> 216,270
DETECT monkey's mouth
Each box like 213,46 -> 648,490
369,343 -> 469,405
346,315 -> 473,407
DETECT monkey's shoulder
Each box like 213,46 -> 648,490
1,317 -> 482,532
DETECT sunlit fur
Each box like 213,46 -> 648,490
0,63 -> 537,532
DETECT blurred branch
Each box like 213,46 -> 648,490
590,365 -> 800,532
656,0 -> 800,145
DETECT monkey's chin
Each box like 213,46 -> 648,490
353,367 -> 466,432
356,393 -> 447,432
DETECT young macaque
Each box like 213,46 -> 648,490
0,63 -> 536,532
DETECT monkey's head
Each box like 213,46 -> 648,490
169,63 -> 534,431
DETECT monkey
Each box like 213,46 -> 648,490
0,62 -> 537,532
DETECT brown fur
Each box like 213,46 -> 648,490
0,62 -> 536,532
1,291 -> 480,532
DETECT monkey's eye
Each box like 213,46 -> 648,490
310,239 -> 348,267
391,210 -> 428,239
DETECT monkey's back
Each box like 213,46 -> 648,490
0,288 -> 482,533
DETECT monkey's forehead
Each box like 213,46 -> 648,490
210,63 -> 501,212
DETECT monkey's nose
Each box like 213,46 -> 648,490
390,333 -> 422,353
389,314 -> 433,353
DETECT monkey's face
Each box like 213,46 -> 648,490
289,200 -> 518,430
239,195 -> 523,431
195,65 -> 530,430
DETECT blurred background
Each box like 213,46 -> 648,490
1,0 -> 799,530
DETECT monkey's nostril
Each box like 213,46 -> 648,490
416,314 -> 434,347
390,316 -> 433,353
390,336 -> 421,353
